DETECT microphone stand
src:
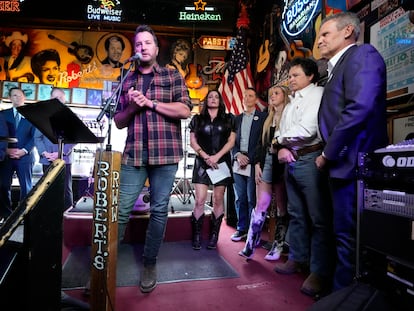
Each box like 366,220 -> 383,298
96,61 -> 136,152
89,60 -> 136,311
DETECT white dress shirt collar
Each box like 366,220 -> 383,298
327,43 -> 356,77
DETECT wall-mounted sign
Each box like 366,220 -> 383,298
178,0 -> 223,22
0,0 -> 21,12
282,0 -> 319,37
86,0 -> 124,22
198,35 -> 235,50
370,8 -> 414,99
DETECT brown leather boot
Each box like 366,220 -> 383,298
300,273 -> 324,297
274,259 -> 302,274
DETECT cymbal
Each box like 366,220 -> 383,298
0,137 -> 18,143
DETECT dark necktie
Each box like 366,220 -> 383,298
15,112 -> 21,129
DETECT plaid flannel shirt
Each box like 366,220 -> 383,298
117,63 -> 192,166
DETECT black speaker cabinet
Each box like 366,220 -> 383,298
0,160 -> 65,311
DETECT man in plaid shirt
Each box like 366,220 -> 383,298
114,24 -> 192,294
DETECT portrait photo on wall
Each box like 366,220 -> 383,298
87,89 -> 103,107
2,81 -> 19,98
37,83 -> 53,101
21,82 -> 37,101
62,87 -> 71,104
96,32 -> 133,68
71,87 -> 87,105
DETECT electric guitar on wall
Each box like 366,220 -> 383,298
48,34 -> 94,64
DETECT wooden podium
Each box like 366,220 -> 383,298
89,148 -> 121,311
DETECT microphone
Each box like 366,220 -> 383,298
124,53 -> 142,63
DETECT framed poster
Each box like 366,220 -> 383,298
87,89 -> 103,107
391,112 -> 414,144
2,81 -> 19,98
62,88 -> 71,104
71,87 -> 87,105
370,8 -> 414,99
37,84 -> 53,101
21,82 -> 37,101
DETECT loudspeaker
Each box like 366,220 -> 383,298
307,283 -> 393,311
401,0 -> 414,11
0,160 -> 65,310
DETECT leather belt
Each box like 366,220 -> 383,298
294,143 -> 324,157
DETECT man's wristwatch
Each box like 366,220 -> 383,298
151,100 -> 158,111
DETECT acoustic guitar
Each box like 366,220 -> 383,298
185,42 -> 208,102
256,19 -> 270,73
48,34 -> 94,64
278,18 -> 312,60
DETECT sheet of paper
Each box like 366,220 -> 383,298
206,162 -> 231,184
232,161 -> 251,177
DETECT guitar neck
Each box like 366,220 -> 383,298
48,34 -> 75,50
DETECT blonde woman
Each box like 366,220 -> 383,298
239,85 -> 289,260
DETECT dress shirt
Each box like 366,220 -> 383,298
327,44 -> 355,80
277,83 -> 323,150
239,111 -> 254,152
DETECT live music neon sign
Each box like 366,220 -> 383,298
86,0 -> 123,22
178,0 -> 222,22
282,0 -> 319,36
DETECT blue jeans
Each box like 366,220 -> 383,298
118,163 -> 178,266
233,168 -> 256,232
285,151 -> 334,278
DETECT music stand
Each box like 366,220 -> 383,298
12,99 -> 102,310
17,98 -> 104,158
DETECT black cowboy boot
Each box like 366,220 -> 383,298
191,213 -> 204,250
207,213 -> 224,249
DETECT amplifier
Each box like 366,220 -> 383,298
359,150 -> 414,192
364,188 -> 414,219
359,147 -> 414,308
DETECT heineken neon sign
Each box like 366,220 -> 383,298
179,0 -> 222,22
282,0 -> 319,36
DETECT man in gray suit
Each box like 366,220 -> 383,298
315,12 -> 388,291
34,87 -> 75,210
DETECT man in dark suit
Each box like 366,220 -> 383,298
231,87 -> 267,241
0,87 -> 36,211
315,12 -> 388,291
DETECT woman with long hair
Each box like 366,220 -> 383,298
239,84 -> 290,260
188,90 -> 236,250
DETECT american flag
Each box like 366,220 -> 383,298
218,26 -> 256,115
